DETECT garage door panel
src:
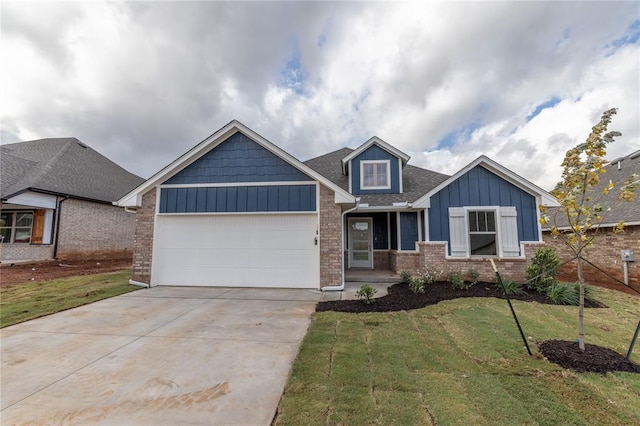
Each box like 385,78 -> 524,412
152,214 -> 320,288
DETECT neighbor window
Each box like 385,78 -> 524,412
468,210 -> 496,256
0,211 -> 33,244
361,160 -> 390,189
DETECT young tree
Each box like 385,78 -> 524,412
540,108 -> 638,351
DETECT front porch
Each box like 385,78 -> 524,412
345,268 -> 401,283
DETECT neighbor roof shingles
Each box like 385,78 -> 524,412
1,138 -> 144,203
304,147 -> 450,206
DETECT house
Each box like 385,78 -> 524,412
542,150 -> 640,290
1,138 -> 145,262
117,120 -> 559,289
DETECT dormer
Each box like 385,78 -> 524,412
341,137 -> 410,195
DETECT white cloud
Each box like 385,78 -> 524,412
1,1 -> 638,188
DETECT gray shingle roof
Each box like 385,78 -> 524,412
304,148 -> 450,206
545,150 -> 640,228
1,138 -> 144,203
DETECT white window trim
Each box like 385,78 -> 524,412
360,160 -> 391,190
467,208 -> 499,257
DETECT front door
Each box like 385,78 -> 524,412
348,218 -> 373,268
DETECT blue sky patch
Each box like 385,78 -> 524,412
526,96 -> 561,121
280,52 -> 309,95
606,19 -> 640,55
436,122 -> 480,150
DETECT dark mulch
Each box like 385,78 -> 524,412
316,281 -> 605,313
539,339 -> 640,374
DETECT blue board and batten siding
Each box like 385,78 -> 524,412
164,132 -> 312,184
400,212 -> 419,250
428,165 -> 538,245
159,132 -> 316,213
351,145 -> 400,194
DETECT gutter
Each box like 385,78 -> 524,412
321,200 -> 360,292
52,196 -> 69,259
129,279 -> 150,288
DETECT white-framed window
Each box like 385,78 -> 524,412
468,210 -> 497,256
448,206 -> 520,258
360,160 -> 391,190
0,211 -> 34,244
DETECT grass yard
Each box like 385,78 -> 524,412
1,270 -> 138,327
275,287 -> 640,425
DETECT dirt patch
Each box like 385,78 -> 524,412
0,259 -> 132,287
316,281 -> 605,314
538,340 -> 640,374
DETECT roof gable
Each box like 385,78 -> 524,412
413,155 -> 559,208
341,136 -> 410,175
118,120 -> 356,207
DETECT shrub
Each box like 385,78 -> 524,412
400,270 -> 412,284
355,284 -> 377,304
495,279 -> 526,296
547,282 -> 579,305
468,269 -> 479,286
420,268 -> 442,285
448,272 -> 467,290
525,247 -> 561,293
408,276 -> 425,294
573,282 -> 597,303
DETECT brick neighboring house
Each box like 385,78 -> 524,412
542,150 -> 640,291
118,120 -> 559,289
1,138 -> 145,262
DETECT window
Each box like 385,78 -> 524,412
0,211 -> 33,244
468,210 -> 496,255
360,160 -> 390,189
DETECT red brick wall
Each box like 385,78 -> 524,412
543,225 -> 639,291
390,250 -> 421,274
131,189 -> 156,284
57,198 -> 135,261
319,184 -> 343,288
416,242 -> 542,282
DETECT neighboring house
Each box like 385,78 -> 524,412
1,138 -> 145,262
542,150 -> 640,290
118,120 -> 559,289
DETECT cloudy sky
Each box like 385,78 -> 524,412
2,1 -> 639,190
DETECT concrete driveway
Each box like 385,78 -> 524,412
1,286 -> 321,425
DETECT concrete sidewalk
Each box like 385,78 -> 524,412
1,286 -> 320,425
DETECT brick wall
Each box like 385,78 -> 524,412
131,190 -> 156,284
374,250 -> 390,270
319,184 -> 343,288
416,242 -> 542,282
57,198 -> 136,261
390,250 -> 421,274
0,244 -> 54,262
543,225 -> 639,291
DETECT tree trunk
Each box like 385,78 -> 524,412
577,253 -> 586,352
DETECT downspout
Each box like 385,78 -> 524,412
52,196 -> 69,259
321,201 -> 360,292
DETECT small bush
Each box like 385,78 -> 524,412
468,269 -> 479,286
495,279 -> 526,296
421,268 -> 442,285
400,270 -> 412,284
355,284 -> 377,304
573,282 -> 597,303
547,282 -> 579,305
408,276 -> 426,294
448,272 -> 467,290
526,247 -> 561,293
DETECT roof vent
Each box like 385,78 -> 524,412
630,151 -> 640,160
76,141 -> 88,149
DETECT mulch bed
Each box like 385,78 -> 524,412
539,340 -> 640,374
316,281 -> 604,313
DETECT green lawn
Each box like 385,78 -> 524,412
275,287 -> 640,425
1,270 -> 139,327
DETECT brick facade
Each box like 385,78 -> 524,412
543,225 -> 640,292
319,184 -> 343,288
56,198 -> 136,261
131,190 -> 156,284
414,242 -> 543,282
390,250 -> 421,274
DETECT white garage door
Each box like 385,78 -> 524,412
151,214 -> 320,288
